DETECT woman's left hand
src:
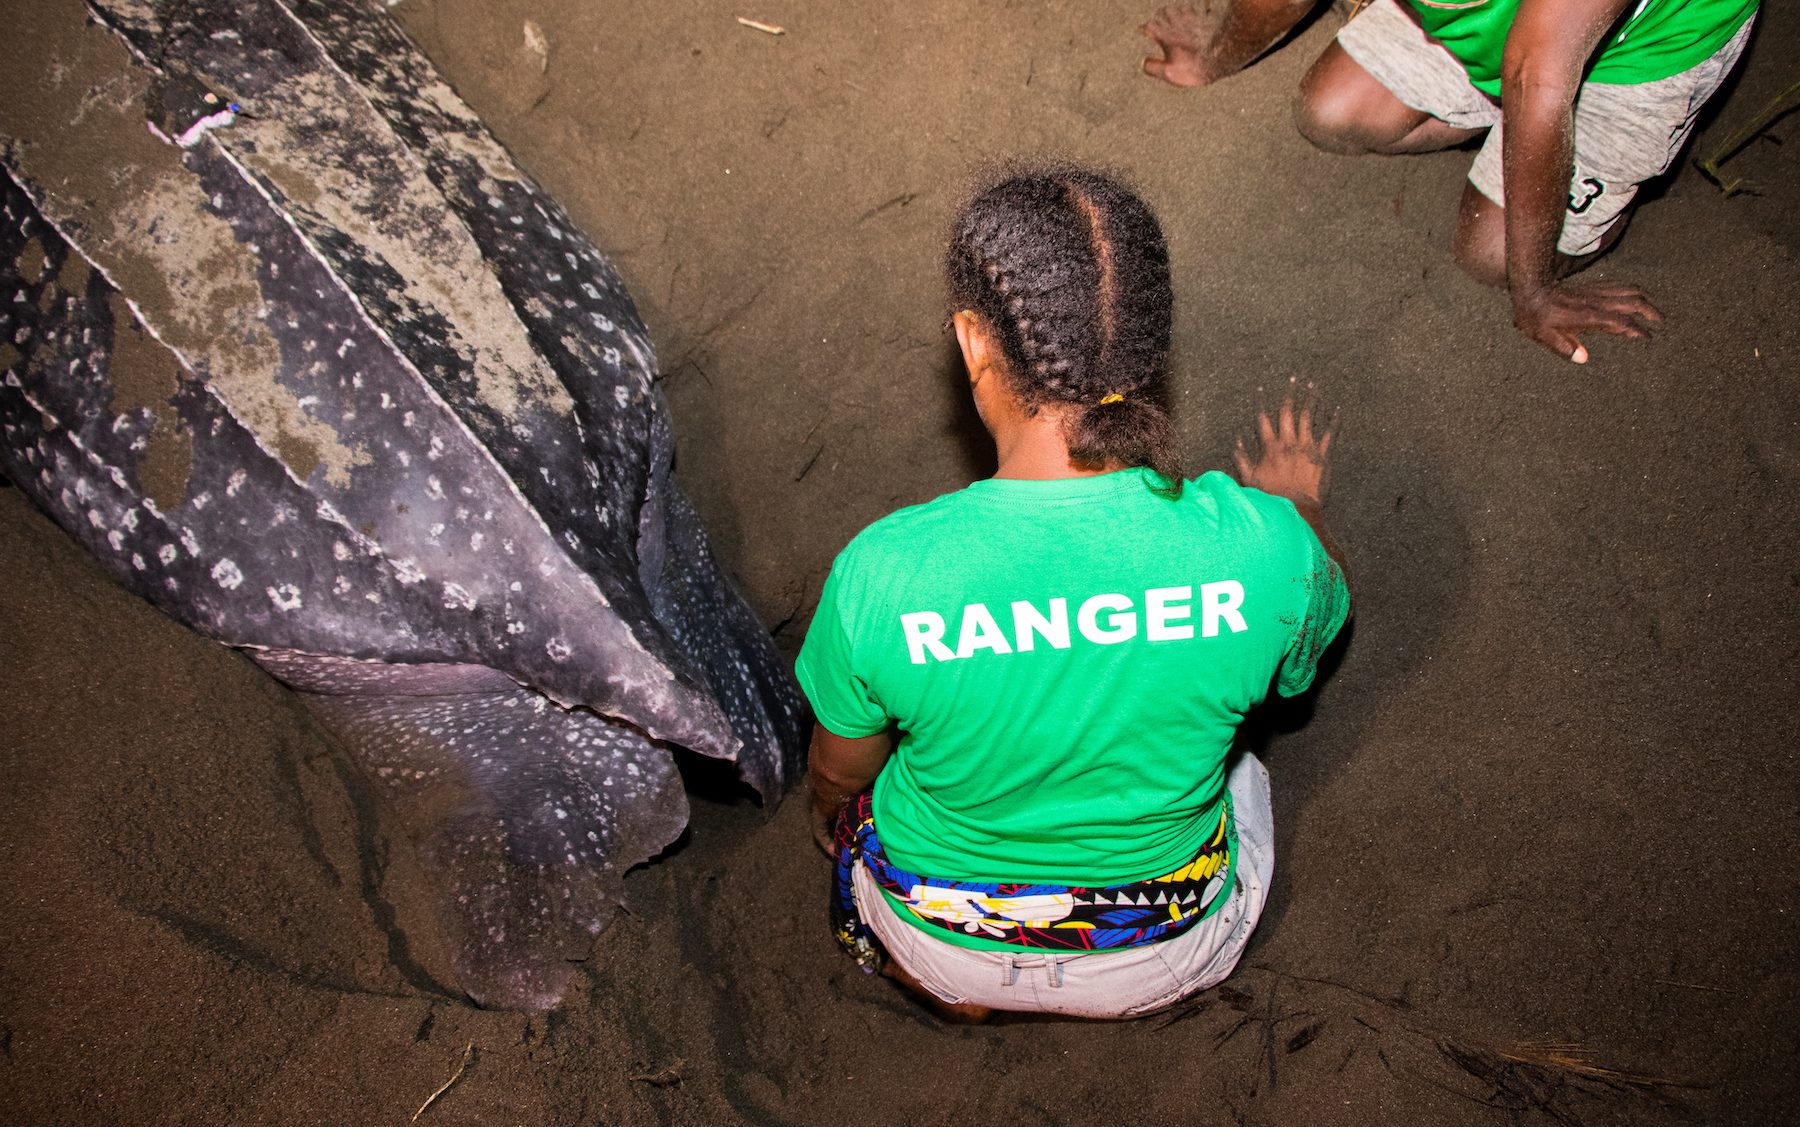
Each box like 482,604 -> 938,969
810,790 -> 843,858
806,725 -> 894,858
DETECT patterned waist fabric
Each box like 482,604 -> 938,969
830,790 -> 1233,974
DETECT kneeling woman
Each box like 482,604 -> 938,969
798,168 -> 1350,1019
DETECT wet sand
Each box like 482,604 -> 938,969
3,1 -> 1797,1123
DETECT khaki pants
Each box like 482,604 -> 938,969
852,752 -> 1275,1018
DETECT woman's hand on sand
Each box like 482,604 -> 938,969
1511,280 -> 1663,364
1234,381 -> 1333,507
1141,4 -> 1227,87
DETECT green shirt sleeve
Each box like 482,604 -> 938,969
794,551 -> 890,737
1275,506 -> 1351,698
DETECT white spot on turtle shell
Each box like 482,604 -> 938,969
545,638 -> 571,662
158,544 -> 178,566
212,558 -> 244,589
393,559 -> 426,584
442,582 -> 476,610
268,584 -> 303,612
333,541 -> 353,562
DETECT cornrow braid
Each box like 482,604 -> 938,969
946,166 -> 1182,495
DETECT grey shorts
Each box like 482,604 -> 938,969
852,751 -> 1275,1019
1337,0 -> 1756,255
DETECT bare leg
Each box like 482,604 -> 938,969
1452,181 -> 1635,289
1296,43 -> 1484,154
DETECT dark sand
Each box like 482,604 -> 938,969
4,1 -> 1798,1123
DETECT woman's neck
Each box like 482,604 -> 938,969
991,408 -> 1120,481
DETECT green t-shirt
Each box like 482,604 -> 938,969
1408,0 -> 1758,97
797,469 -> 1350,947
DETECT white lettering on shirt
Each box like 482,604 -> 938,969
901,582 -> 1248,663
1077,593 -> 1137,645
1145,586 -> 1194,641
956,603 -> 1014,658
901,611 -> 956,664
1011,597 -> 1070,652
1201,580 -> 1248,637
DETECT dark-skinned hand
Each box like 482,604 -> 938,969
1234,379 -> 1333,508
1141,4 -> 1227,87
1513,279 -> 1664,364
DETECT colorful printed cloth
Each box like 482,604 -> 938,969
831,791 -> 1233,974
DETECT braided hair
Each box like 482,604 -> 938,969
947,166 -> 1182,495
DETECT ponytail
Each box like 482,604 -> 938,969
1066,397 -> 1183,496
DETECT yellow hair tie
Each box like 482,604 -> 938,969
1098,392 -> 1124,405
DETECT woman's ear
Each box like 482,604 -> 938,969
951,310 -> 993,385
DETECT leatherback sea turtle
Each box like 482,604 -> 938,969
0,0 -> 808,1010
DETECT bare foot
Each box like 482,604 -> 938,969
1141,4 -> 1227,88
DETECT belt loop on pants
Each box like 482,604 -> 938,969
1003,954 -> 1066,989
